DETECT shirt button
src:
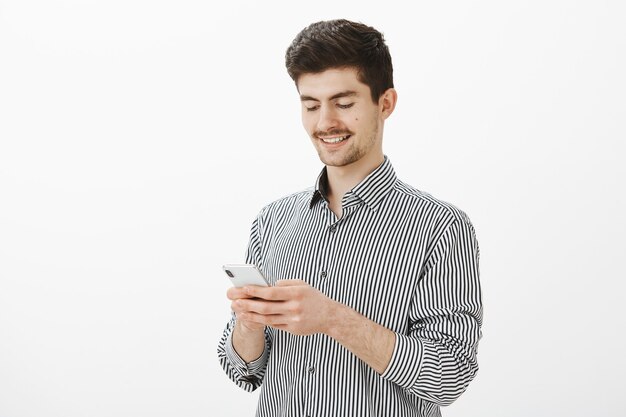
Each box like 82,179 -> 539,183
329,225 -> 337,233
320,271 -> 327,278
308,366 -> 315,374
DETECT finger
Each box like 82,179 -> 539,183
227,286 -> 261,300
244,285 -> 295,301
275,279 -> 306,287
227,287 -> 245,300
231,299 -> 247,314
235,298 -> 286,315
240,311 -> 288,327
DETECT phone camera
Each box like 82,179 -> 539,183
225,269 -> 234,278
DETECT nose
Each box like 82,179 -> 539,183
316,105 -> 339,132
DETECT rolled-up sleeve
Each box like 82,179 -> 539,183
217,212 -> 273,391
217,313 -> 272,392
381,215 -> 483,406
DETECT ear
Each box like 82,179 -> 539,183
379,88 -> 398,120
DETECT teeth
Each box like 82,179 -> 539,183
321,136 -> 348,143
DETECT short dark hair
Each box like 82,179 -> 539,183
285,19 -> 394,103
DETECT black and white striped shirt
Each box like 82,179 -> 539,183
218,157 -> 483,417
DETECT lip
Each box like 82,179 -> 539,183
318,135 -> 351,146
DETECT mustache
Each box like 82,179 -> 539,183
314,129 -> 354,138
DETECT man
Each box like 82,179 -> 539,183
217,19 -> 482,417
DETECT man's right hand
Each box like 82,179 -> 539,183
227,286 -> 267,362
227,286 -> 267,332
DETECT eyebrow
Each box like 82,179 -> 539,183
300,90 -> 358,102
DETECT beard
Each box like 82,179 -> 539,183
312,124 -> 379,167
316,139 -> 365,167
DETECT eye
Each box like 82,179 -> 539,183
305,105 -> 320,112
337,103 -> 354,109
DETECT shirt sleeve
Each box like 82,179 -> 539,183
216,213 -> 273,392
381,214 -> 483,406
217,312 -> 272,392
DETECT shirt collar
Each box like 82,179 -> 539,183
309,156 -> 397,210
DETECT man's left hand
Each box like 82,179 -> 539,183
231,280 -> 338,336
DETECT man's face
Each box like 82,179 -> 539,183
297,67 -> 389,168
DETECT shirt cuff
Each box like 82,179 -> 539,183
380,332 -> 424,388
224,328 -> 269,377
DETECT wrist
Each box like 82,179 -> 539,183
235,319 -> 266,336
233,319 -> 266,363
324,300 -> 351,340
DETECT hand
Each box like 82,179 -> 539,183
230,280 -> 395,374
227,285 -> 267,332
231,280 -> 338,336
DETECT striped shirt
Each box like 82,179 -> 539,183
217,156 -> 483,417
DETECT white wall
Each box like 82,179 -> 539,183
1,1 -> 624,416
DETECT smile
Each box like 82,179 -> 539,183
320,135 -> 350,144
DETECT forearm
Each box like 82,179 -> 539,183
324,301 -> 479,406
325,301 -> 396,374
232,320 -> 266,363
218,315 -> 270,392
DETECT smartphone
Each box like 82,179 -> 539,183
223,264 -> 270,287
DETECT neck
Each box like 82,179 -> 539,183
326,151 -> 384,214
